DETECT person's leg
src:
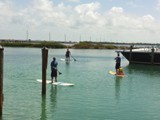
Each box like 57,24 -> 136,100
115,63 -> 118,74
116,63 -> 120,74
55,77 -> 57,82
51,70 -> 53,83
55,69 -> 58,82
51,78 -> 53,83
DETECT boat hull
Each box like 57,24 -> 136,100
121,51 -> 160,65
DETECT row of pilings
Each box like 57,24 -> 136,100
0,47 -> 49,116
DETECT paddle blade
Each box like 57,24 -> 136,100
58,71 -> 62,75
109,70 -> 116,75
71,56 -> 77,61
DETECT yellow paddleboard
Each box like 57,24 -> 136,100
109,70 -> 116,75
109,71 -> 125,77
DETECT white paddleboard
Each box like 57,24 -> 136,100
37,79 -> 51,83
60,58 -> 71,61
53,82 -> 74,86
36,79 -> 74,86
60,58 -> 66,61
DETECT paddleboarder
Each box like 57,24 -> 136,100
115,53 -> 121,74
65,48 -> 71,62
51,57 -> 58,83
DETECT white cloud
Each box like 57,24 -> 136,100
19,0 -> 72,28
67,0 -> 80,3
102,7 -> 160,43
75,2 -> 100,14
106,7 -> 155,29
0,1 -> 14,22
0,0 -> 160,43
74,2 -> 102,27
109,7 -> 123,13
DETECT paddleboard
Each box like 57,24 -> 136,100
109,71 -> 125,77
53,82 -> 74,86
109,70 -> 116,75
37,79 -> 51,83
60,58 -> 71,61
36,79 -> 74,86
60,58 -> 66,61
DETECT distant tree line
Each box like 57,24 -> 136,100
72,41 -> 129,49
0,41 -> 130,49
0,41 -> 66,48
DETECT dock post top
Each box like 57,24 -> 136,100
0,46 -> 3,50
42,47 -> 48,50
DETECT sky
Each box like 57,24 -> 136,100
0,0 -> 160,43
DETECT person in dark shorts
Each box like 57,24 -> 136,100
51,57 -> 58,83
115,53 -> 121,74
65,48 -> 71,62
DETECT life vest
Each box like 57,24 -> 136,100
118,68 -> 124,75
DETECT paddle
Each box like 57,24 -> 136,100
58,70 -> 62,75
71,56 -> 77,61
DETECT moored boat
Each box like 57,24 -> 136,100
118,45 -> 160,65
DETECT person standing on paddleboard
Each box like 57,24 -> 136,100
51,57 -> 58,83
115,53 -> 121,74
65,48 -> 71,62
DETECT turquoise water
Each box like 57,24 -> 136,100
2,47 -> 160,120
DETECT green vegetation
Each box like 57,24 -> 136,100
73,41 -> 129,49
0,40 -> 129,49
0,41 -> 66,48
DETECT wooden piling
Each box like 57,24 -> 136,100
42,47 -> 48,95
151,47 -> 154,64
0,46 -> 4,115
129,45 -> 133,64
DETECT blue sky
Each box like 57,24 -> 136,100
0,0 -> 160,43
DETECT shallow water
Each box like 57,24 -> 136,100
2,47 -> 160,120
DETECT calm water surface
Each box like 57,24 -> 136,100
2,47 -> 160,120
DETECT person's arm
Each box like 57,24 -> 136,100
51,62 -> 53,69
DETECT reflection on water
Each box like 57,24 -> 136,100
40,95 -> 47,120
126,64 -> 160,76
40,86 -> 57,120
114,76 -> 122,102
0,115 -> 2,120
50,86 -> 57,118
